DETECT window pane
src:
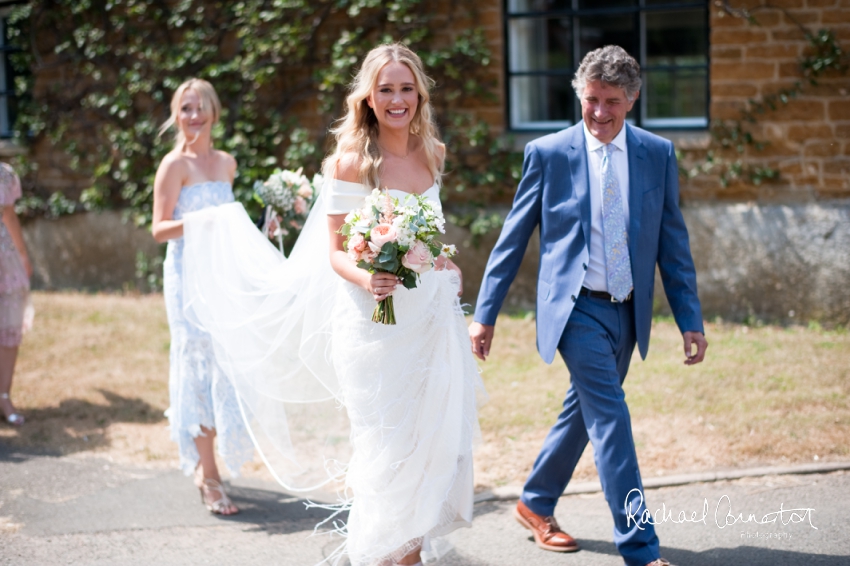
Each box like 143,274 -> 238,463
577,0 -> 636,8
577,15 -> 637,61
643,68 -> 707,127
507,0 -> 571,13
510,75 -> 575,127
508,17 -> 573,72
646,10 -> 707,66
505,2 -> 708,130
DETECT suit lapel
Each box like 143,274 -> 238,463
626,125 -> 646,263
566,126 -> 591,250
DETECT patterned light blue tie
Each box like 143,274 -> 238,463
601,143 -> 633,302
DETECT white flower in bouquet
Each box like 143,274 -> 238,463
392,216 -> 416,248
440,244 -> 457,257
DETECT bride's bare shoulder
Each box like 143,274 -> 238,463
333,152 -> 363,184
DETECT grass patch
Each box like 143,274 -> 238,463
5,292 -> 849,489
474,316 -> 850,487
3,292 -> 174,467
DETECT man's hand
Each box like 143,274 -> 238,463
469,322 -> 495,361
683,331 -> 708,365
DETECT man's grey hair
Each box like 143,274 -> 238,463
572,45 -> 642,102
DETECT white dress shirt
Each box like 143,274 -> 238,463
581,123 -> 630,292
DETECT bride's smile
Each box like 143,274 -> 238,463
367,61 -> 419,131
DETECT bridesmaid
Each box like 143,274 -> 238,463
0,162 -> 32,427
151,78 -> 254,515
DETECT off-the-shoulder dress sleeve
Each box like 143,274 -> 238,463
325,178 -> 371,215
0,163 -> 21,207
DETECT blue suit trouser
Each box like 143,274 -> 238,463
521,294 -> 659,566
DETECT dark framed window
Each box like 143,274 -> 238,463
504,0 -> 709,131
0,7 -> 18,139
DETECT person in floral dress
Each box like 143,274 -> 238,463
0,162 -> 32,427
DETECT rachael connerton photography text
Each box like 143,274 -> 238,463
624,489 -> 818,531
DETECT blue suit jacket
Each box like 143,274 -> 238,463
474,123 -> 704,363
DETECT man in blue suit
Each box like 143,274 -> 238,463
469,46 -> 708,566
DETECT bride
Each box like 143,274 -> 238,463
181,44 -> 487,566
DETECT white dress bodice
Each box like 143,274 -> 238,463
324,178 -> 441,215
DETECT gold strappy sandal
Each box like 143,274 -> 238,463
198,477 -> 238,515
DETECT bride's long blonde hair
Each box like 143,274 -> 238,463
157,78 -> 221,151
322,43 -> 443,188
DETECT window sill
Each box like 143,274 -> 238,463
501,129 -> 711,152
653,130 -> 711,150
0,139 -> 27,157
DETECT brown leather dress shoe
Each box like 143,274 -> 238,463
514,500 -> 580,552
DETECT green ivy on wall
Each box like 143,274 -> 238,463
680,1 -> 846,188
7,0 -> 522,227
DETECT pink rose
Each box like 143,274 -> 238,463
297,182 -> 313,199
360,242 -> 381,263
370,223 -> 398,248
347,233 -> 367,261
348,233 -> 367,253
294,196 -> 308,215
402,240 -> 433,274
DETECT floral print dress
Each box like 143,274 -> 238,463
0,163 -> 30,348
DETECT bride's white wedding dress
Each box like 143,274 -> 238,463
181,178 -> 487,565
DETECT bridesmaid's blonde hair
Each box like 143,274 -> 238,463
322,43 -> 443,188
158,78 -> 222,150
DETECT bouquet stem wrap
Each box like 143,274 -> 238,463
372,295 -> 396,325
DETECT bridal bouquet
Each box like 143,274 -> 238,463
254,168 -> 323,252
338,189 -> 458,325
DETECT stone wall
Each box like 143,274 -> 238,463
444,1 -> 505,135
653,201 -> 850,326
23,202 -> 848,326
705,0 -> 850,201
22,212 -> 162,291
456,202 -> 850,327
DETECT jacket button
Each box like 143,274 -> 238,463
582,263 -> 587,270
571,295 -> 576,302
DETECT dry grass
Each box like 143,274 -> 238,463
2,292 -> 272,479
4,293 -> 849,490
1,292 -> 176,468
474,314 -> 850,488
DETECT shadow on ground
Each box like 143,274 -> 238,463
471,500 -> 508,520
0,389 -> 164,461
577,538 -> 848,566
225,485 -> 341,536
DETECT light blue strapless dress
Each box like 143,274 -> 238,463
162,181 -> 254,476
